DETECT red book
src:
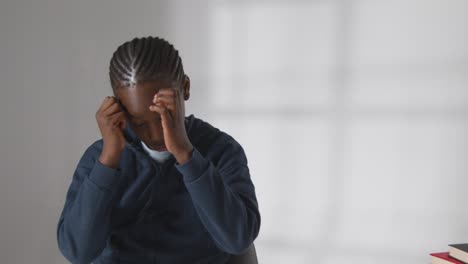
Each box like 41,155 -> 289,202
431,252 -> 465,264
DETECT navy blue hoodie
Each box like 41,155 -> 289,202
56,114 -> 260,264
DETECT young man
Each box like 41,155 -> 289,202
56,36 -> 260,263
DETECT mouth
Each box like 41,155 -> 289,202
150,144 -> 167,151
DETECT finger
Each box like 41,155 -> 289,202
98,96 -> 113,111
153,97 -> 176,111
101,96 -> 118,112
109,111 -> 126,127
149,104 -> 174,128
153,88 -> 176,102
151,100 -> 176,117
173,89 -> 181,121
102,102 -> 122,116
156,87 -> 177,95
153,89 -> 179,115
153,91 -> 176,104
148,103 -> 167,115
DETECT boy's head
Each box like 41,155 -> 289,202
108,36 -> 190,150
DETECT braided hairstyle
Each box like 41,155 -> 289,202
109,36 -> 185,90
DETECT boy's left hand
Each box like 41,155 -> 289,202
149,88 -> 193,164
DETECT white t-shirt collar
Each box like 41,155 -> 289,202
140,140 -> 172,163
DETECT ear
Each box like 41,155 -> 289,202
182,75 -> 190,100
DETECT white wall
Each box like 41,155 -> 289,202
0,0 -> 467,263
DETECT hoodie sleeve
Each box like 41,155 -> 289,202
174,137 -> 261,255
56,140 -> 122,264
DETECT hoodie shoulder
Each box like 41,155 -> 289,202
186,114 -> 248,166
186,114 -> 222,145
76,139 -> 104,167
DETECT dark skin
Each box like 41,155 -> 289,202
96,76 -> 193,168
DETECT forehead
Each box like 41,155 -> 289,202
115,80 -> 176,117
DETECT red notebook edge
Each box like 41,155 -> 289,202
431,252 -> 465,264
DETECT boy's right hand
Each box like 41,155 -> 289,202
95,96 -> 127,168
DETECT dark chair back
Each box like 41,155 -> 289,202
225,244 -> 258,264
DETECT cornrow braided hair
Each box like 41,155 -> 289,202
109,36 -> 185,90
